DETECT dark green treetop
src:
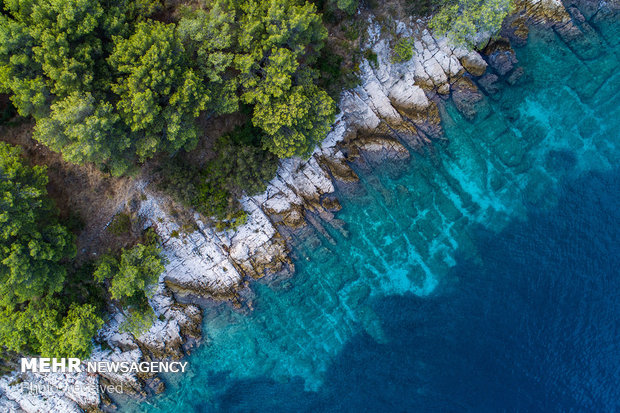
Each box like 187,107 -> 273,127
0,142 -> 75,307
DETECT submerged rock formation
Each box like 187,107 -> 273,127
2,0 -> 617,410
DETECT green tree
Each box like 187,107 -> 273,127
211,138 -> 278,196
119,301 -> 155,336
0,13 -> 49,118
0,145 -> 103,357
179,0 -> 336,158
33,92 -> 132,175
0,296 -> 60,355
0,0 -> 108,104
94,235 -> 165,336
0,142 -> 75,307
234,0 -> 326,103
429,0 -> 513,48
0,0 -> 164,172
329,0 -> 358,15
0,143 -> 104,357
392,37 -> 415,63
253,83 -> 335,158
157,124 -> 279,229
0,0 -> 160,102
94,240 -> 166,301
234,0 -> 335,157
44,303 -> 104,358
109,20 -> 209,160
198,132 -> 278,221
0,298 -> 103,358
177,1 -> 239,115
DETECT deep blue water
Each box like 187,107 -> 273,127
205,168 -> 620,413
132,11 -> 620,413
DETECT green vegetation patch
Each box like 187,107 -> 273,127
392,37 -> 415,63
0,142 -> 103,358
0,0 -> 337,175
429,0 -> 514,48
157,124 -> 279,230
94,229 -> 167,336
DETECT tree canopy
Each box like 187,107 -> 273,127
327,0 -> 358,15
93,232 -> 166,336
0,296 -> 104,358
0,142 -> 75,306
33,92 -> 131,175
0,0 -> 337,175
157,125 -> 279,229
429,0 -> 513,48
94,239 -> 166,301
109,20 -> 209,160
0,142 -> 102,358
0,0 -> 209,174
179,0 -> 336,158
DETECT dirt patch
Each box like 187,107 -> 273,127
0,119 -> 142,261
0,107 -> 245,262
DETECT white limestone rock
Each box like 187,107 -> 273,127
0,2 -> 567,410
388,77 -> 430,111
0,370 -> 98,413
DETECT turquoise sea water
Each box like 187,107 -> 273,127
132,14 -> 619,412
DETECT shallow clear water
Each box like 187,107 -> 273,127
133,16 -> 620,413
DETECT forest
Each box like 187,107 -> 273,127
0,0 -> 512,362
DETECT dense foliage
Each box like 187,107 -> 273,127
332,0 -> 358,15
429,0 -> 513,47
392,37 -> 415,63
0,142 -> 103,358
108,20 -> 208,161
157,125 -> 279,229
179,0 -> 336,158
0,142 -> 75,305
94,238 -> 166,301
0,0 -> 336,175
0,0 -> 165,174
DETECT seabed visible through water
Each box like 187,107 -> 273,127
131,15 -> 620,413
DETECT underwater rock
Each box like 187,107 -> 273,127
317,154 -> 360,183
321,197 -> 342,212
507,67 -> 525,85
484,38 -> 518,76
452,78 -> 485,120
478,73 -> 501,95
351,136 -> 411,160
507,15 -> 531,45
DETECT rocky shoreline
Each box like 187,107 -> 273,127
0,0 -> 614,410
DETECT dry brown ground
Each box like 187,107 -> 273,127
0,113 -> 141,261
0,97 -> 244,262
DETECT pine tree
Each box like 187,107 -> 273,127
0,142 -> 75,306
430,0 -> 514,48
108,20 -> 209,160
